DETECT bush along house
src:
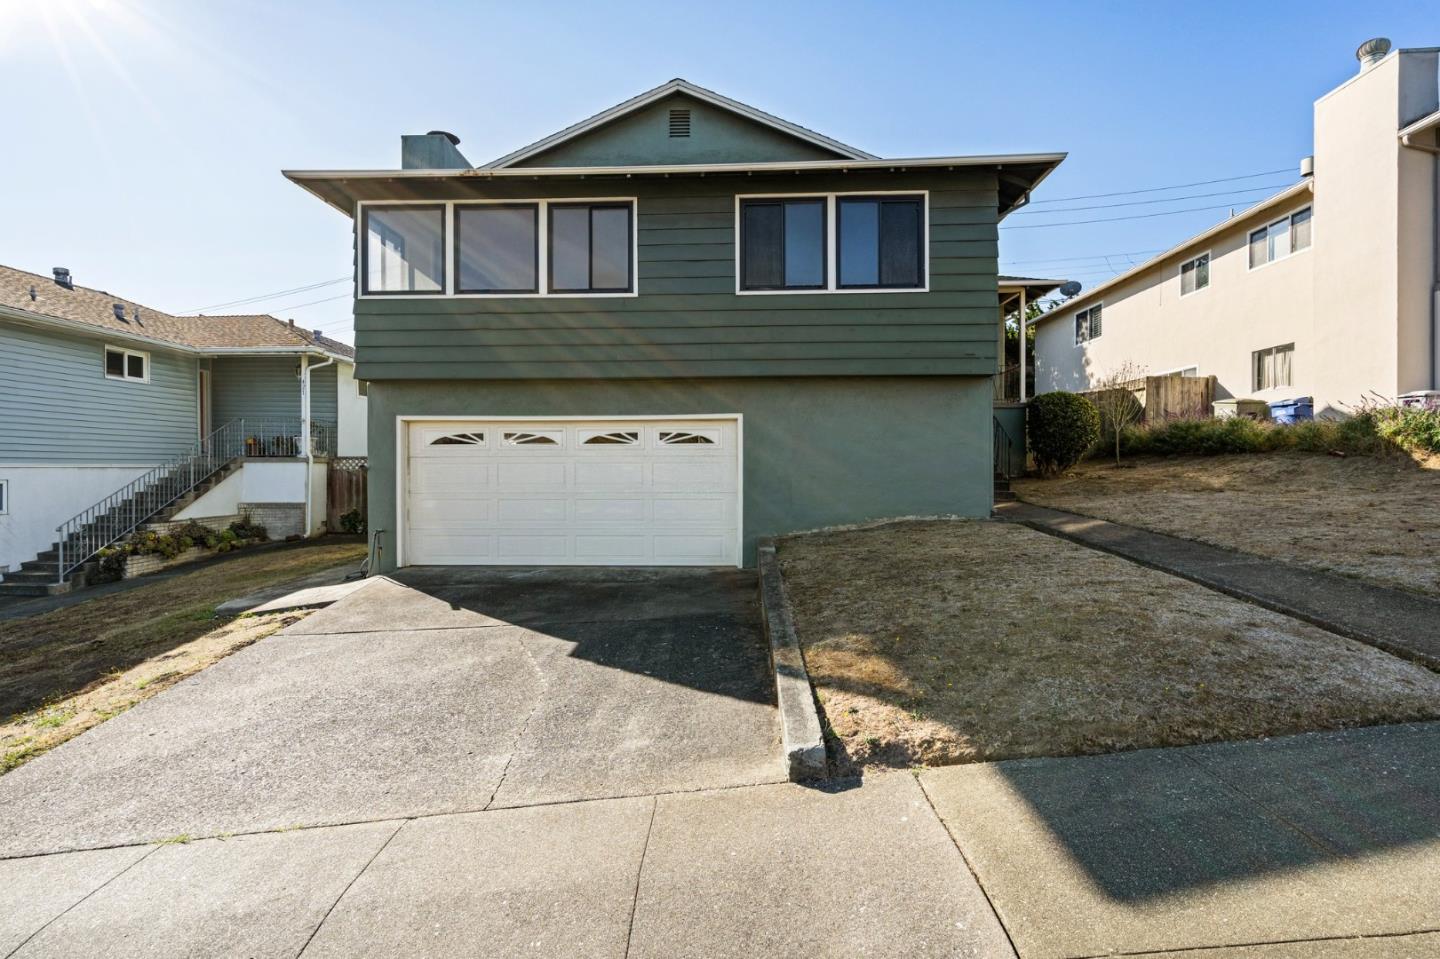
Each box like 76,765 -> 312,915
285,79 -> 1063,570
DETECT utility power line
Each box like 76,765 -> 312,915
1001,200 -> 1272,230
1014,182 -> 1291,215
1001,249 -> 1165,266
182,276 -> 349,314
1025,167 -> 1296,204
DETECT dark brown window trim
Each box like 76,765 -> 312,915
359,204 -> 447,297
836,194 -> 926,291
738,197 -> 828,292
454,203 -> 541,295
547,202 -> 634,294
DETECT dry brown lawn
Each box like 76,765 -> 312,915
777,519 -> 1440,774
0,539 -> 366,774
1014,453 -> 1440,598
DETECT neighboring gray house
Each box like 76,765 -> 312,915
0,264 -> 366,594
286,79 -> 1062,570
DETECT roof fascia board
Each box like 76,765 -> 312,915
285,152 -> 1066,182
484,79 -> 877,169
1031,180 -> 1314,326
1,304 -> 349,360
0,304 -> 194,353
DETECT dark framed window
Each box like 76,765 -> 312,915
837,195 -> 925,289
549,203 -> 634,293
361,205 -> 445,295
455,204 -> 539,294
739,198 -> 826,290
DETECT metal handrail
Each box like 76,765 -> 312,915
239,418 -> 336,459
993,416 -> 1016,479
55,420 -> 248,583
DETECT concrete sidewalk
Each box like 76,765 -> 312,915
997,500 -> 1440,669
5,723 -> 1440,957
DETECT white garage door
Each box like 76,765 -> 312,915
403,418 -> 740,566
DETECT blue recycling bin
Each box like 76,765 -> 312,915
1268,397 -> 1314,424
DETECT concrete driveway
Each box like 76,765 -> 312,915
0,567 -> 785,857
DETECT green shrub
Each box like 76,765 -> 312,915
339,508 -> 366,535
1116,409 -> 1395,458
1372,406 -> 1440,454
1028,391 -> 1101,475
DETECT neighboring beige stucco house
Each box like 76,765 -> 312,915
1032,40 -> 1440,418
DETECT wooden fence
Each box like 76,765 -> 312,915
327,458 -> 368,532
1139,374 -> 1216,421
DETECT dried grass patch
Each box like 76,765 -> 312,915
777,520 -> 1440,775
1014,453 -> 1440,597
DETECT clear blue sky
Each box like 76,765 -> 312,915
2,0 -> 1433,342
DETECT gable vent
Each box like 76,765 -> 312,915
668,108 -> 691,138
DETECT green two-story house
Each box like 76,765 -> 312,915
286,79 -> 1062,570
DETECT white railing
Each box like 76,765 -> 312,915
55,418 -> 339,584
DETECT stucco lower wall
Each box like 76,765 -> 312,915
366,376 -> 993,570
0,464 -> 154,573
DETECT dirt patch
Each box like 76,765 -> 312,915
1,609 -> 309,774
0,540 -> 365,718
1014,453 -> 1440,598
777,520 -> 1440,775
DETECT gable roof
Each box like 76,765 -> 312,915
484,78 -> 877,169
1031,179 -> 1315,327
0,264 -> 353,360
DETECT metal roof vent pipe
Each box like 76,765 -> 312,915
52,267 -> 73,289
1356,37 -> 1392,73
1300,155 -> 1315,178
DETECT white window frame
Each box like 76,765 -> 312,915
0,479 -> 8,516
734,190 -> 930,296
1074,302 -> 1103,345
1252,343 -> 1295,391
1247,206 -> 1313,272
104,345 -> 150,383
1179,250 -> 1211,297
1156,365 -> 1200,377
355,198 -> 639,300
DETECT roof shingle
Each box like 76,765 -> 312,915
0,264 -> 353,359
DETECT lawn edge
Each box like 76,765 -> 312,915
756,538 -> 827,782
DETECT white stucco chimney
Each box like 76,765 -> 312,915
1355,37 -> 1392,73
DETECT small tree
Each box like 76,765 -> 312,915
1091,363 -> 1146,466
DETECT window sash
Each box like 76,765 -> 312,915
548,203 -> 634,294
105,347 -> 147,382
1249,207 -> 1311,268
1074,304 -> 1102,344
1181,253 -> 1209,295
837,196 -> 925,290
1253,344 -> 1294,390
455,204 -> 539,294
739,198 -> 826,291
362,205 -> 446,295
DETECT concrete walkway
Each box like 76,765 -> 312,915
4,722 -> 1439,957
997,501 -> 1440,670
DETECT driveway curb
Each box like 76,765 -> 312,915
756,539 -> 827,781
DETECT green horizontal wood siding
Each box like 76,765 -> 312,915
0,321 -> 198,464
354,171 -> 1002,380
210,357 -> 337,426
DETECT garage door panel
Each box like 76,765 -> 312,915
653,460 -> 735,490
496,535 -> 570,562
574,535 -> 649,561
406,419 -> 739,567
496,498 -> 569,523
574,498 -> 648,522
411,461 -> 491,494
496,461 -> 568,489
411,497 -> 493,525
574,460 -> 646,489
